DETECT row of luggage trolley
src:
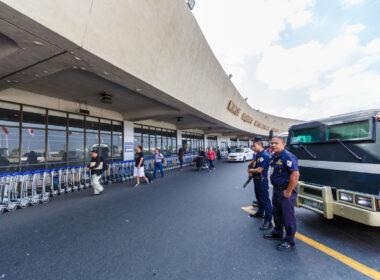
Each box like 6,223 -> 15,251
0,154 -> 196,215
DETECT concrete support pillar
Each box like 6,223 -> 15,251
177,130 -> 182,150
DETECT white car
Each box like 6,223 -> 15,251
228,148 -> 254,162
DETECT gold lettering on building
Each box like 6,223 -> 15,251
241,113 -> 253,124
227,100 -> 240,116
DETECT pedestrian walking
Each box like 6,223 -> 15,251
227,146 -> 231,154
134,146 -> 149,187
216,146 -> 221,160
153,148 -> 165,179
207,147 -> 216,171
86,149 -> 104,196
178,148 -> 184,170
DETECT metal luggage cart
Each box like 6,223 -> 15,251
49,169 -> 59,197
114,161 -> 124,183
126,161 -> 133,181
83,165 -> 91,188
117,161 -> 127,182
21,171 -> 39,206
77,166 -> 85,190
32,170 -> 50,204
5,172 -> 28,210
2,173 -> 18,211
69,167 -> 79,192
0,174 -> 9,214
57,167 -> 69,194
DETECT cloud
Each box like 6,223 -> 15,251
256,33 -> 380,120
341,0 -> 365,8
307,68 -> 380,118
345,23 -> 365,34
193,0 -> 315,83
256,34 -> 360,90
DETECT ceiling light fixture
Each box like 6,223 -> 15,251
101,92 -> 113,104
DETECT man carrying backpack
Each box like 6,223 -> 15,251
86,149 -> 104,196
153,148 -> 165,179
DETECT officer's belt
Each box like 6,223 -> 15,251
273,185 -> 288,190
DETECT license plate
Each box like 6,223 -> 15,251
304,199 -> 323,211
230,158 -> 236,160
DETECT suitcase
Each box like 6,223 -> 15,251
145,172 -> 154,183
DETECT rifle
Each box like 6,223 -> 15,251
242,175 -> 253,188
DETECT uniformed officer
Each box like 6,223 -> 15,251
247,138 -> 272,230
264,136 -> 300,251
250,136 -> 261,208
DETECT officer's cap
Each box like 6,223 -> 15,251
254,136 -> 263,142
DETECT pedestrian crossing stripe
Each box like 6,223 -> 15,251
241,206 -> 380,280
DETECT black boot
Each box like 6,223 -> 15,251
276,241 -> 295,251
263,231 -> 283,240
249,212 -> 264,219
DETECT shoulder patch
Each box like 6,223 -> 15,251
287,160 -> 292,167
259,157 -> 264,162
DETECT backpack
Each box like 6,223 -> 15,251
102,157 -> 109,171
160,153 -> 165,164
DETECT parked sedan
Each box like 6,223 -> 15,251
228,148 -> 254,162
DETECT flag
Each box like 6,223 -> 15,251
2,127 -> 8,135
28,129 -> 34,136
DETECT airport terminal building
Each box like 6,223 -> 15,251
0,0 -> 298,173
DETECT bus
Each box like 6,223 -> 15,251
287,110 -> 380,227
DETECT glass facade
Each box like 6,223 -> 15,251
0,101 -> 123,174
182,132 -> 204,153
230,138 -> 238,149
134,124 -> 177,157
207,136 -> 217,150
239,139 -> 249,147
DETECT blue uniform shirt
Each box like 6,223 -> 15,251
270,149 -> 299,186
255,150 -> 270,177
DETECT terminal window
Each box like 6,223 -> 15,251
0,101 -> 123,174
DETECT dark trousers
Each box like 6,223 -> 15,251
153,162 -> 165,178
208,159 -> 214,169
271,188 -> 297,244
254,178 -> 272,223
179,158 -> 183,168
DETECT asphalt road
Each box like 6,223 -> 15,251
0,160 -> 379,280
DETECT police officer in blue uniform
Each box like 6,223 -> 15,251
250,139 -> 259,208
264,135 -> 300,251
248,137 -> 273,230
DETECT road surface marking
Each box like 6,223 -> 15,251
241,206 -> 380,280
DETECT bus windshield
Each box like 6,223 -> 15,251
327,120 -> 371,141
290,128 -> 320,144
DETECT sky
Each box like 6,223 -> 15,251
192,0 -> 380,120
